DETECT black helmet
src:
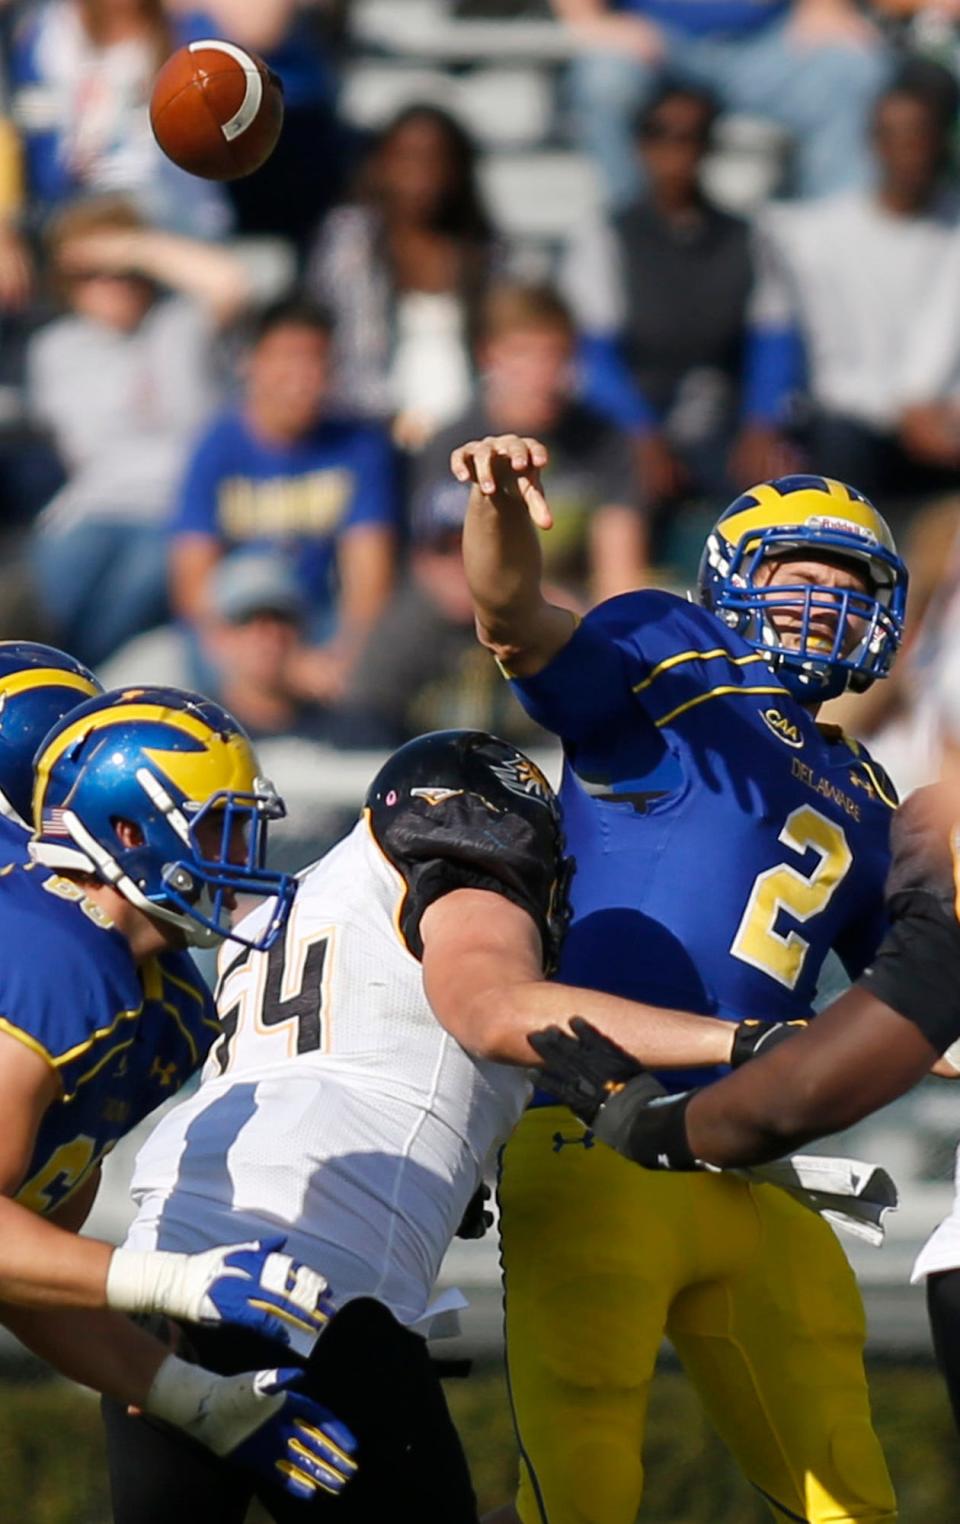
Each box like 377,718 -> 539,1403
365,730 -> 572,969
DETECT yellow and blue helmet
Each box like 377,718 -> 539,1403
0,641 -> 101,828
30,686 -> 295,950
697,475 -> 908,703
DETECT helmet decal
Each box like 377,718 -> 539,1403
0,642 -> 101,827
31,687 -> 295,951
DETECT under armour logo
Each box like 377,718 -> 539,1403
150,1058 -> 178,1089
849,771 -> 876,798
552,1130 -> 595,1152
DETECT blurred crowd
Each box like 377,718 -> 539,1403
1,0 -> 960,786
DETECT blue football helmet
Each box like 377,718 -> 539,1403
31,687 -> 296,950
698,476 -> 908,704
0,641 -> 102,828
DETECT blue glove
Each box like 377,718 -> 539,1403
107,1235 -> 337,1350
146,1355 -> 360,1501
230,1368 -> 359,1502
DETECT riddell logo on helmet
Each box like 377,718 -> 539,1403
760,708 -> 804,748
807,515 -> 877,542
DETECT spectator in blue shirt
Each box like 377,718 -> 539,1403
170,298 -> 399,708
551,0 -> 889,208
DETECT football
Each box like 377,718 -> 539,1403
150,40 -> 284,182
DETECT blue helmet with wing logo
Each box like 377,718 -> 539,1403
698,476 -> 908,703
30,686 -> 296,950
0,641 -> 102,828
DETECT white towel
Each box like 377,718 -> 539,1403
711,1156 -> 899,1247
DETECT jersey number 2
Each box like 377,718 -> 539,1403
731,806 -> 852,990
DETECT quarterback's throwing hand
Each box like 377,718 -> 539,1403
530,1016 -> 652,1125
450,434 -> 553,529
107,1236 -> 336,1350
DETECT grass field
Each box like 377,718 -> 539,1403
3,1358 -> 960,1523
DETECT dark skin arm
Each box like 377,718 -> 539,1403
683,986 -> 938,1167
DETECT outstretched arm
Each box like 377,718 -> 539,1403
530,988 -> 938,1170
682,989 -> 937,1166
421,888 -> 739,1070
454,434 -> 580,678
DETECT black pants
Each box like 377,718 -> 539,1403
102,1298 -> 479,1524
927,1269 -> 960,1434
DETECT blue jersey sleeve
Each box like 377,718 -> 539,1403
341,427 -> 399,532
511,590 -> 722,744
172,419 -> 228,539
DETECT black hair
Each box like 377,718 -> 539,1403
876,56 -> 960,139
632,79 -> 722,146
366,102 -> 493,242
248,295 -> 334,348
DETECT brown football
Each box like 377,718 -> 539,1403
150,40 -> 284,182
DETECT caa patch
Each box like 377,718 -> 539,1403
760,707 -> 804,748
491,754 -> 553,808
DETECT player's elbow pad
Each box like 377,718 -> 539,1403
592,1078 -> 698,1170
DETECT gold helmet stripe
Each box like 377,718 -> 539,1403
0,667 -> 99,702
34,701 -> 255,827
721,484 -> 895,553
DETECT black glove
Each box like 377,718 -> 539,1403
456,1183 -> 493,1240
730,1018 -> 807,1068
529,1016 -> 646,1126
529,1017 -> 700,1170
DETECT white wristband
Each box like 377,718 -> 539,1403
106,1248 -> 199,1321
144,1352 -> 220,1434
943,1037 -> 960,1074
145,1353 -> 283,1456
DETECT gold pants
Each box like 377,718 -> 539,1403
499,1106 -> 897,1524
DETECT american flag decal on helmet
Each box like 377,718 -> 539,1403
42,807 -> 71,836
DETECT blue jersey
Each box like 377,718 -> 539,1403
513,591 -> 895,1091
172,410 -> 398,617
0,815 -> 29,862
616,0 -> 788,36
0,863 -> 219,1215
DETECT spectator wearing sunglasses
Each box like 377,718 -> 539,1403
551,0 -> 888,210
565,84 -> 787,574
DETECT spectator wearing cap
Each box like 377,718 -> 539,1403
202,552 -> 331,742
552,0 -> 888,210
411,282 -> 647,605
102,551 -> 335,742
169,298 -> 399,709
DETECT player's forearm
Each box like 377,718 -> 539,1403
0,1195 -> 114,1308
462,485 -> 575,676
0,1302 -> 167,1406
475,981 -> 735,1070
683,993 -> 938,1167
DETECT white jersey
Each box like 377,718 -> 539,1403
125,817 -> 531,1326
